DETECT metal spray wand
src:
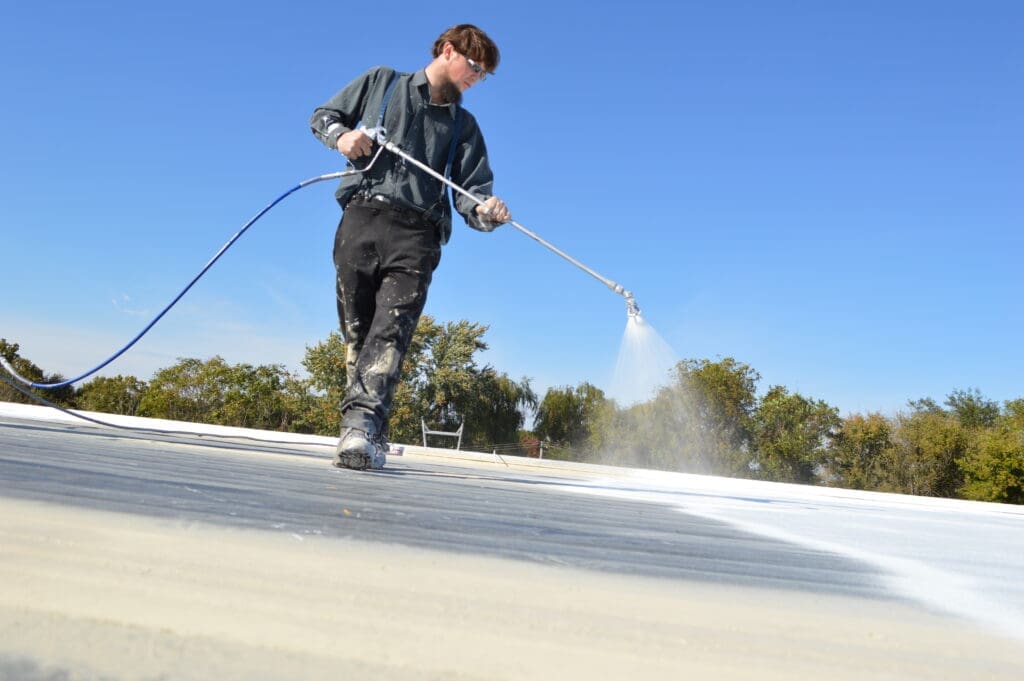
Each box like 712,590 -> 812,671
362,127 -> 641,319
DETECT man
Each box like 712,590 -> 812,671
310,24 -> 511,470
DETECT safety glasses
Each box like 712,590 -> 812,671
461,53 -> 488,81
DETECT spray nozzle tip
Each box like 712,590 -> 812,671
625,294 -> 641,318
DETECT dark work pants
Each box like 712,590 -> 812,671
333,198 -> 441,435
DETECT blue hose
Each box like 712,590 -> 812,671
1,167 -> 363,390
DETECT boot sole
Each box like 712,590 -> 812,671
332,451 -> 371,470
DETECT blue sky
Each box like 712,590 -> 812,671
1,0 -> 1020,416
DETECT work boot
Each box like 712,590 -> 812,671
333,427 -> 385,470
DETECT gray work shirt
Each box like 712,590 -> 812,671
310,66 -> 497,245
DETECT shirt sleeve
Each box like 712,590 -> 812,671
450,111 -> 498,232
309,66 -> 393,151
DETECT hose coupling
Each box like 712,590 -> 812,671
359,126 -> 388,143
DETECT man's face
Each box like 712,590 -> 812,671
444,43 -> 488,92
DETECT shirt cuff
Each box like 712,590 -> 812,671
325,124 -> 351,150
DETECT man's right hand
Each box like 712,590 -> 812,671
337,130 -> 373,160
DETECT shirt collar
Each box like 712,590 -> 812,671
412,69 -> 459,117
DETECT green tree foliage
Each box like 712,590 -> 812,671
826,412 -> 893,490
888,404 -> 968,497
1004,399 -> 1024,430
593,358 -> 760,475
534,382 -> 611,460
959,399 -> 1024,504
0,338 -> 76,407
303,331 -> 348,396
417,319 -> 489,430
277,372 -> 323,435
676,357 -> 759,474
137,356 -> 299,430
598,400 -> 661,469
945,388 -> 1000,429
753,386 -> 840,483
461,370 -> 537,449
408,318 -> 535,448
666,357 -> 760,475
906,397 -> 943,414
78,375 -> 148,415
873,390 -> 1023,502
299,331 -> 348,435
138,357 -> 230,423
223,363 -> 299,430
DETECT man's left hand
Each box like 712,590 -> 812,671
476,196 -> 511,226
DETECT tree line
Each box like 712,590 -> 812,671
2,324 -> 1021,505
0,318 -> 536,451
534,358 -> 1023,505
